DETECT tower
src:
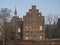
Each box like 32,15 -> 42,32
11,7 -> 23,40
14,7 -> 17,16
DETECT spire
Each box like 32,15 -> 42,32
14,7 -> 17,16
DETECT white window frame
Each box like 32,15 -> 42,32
40,35 -> 42,40
40,26 -> 42,30
26,36 -> 28,40
18,28 -> 21,32
25,26 -> 28,30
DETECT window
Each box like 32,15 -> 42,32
17,21 -> 22,25
40,26 -> 42,30
26,36 -> 28,40
40,36 -> 42,40
25,26 -> 28,30
18,28 -> 21,32
29,36 -> 32,40
41,18 -> 43,21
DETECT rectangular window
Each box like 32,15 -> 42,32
40,36 -> 42,40
26,36 -> 28,40
18,28 -> 21,32
25,26 -> 28,30
40,26 -> 42,30
29,36 -> 32,40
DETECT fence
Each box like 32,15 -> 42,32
0,39 -> 60,45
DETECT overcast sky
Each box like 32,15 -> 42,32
0,0 -> 60,18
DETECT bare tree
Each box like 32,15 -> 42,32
46,14 -> 58,25
46,14 -> 58,39
53,15 -> 58,24
0,8 -> 12,45
0,8 -> 11,22
46,14 -> 53,25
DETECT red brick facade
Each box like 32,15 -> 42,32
11,6 -> 45,40
23,6 -> 45,40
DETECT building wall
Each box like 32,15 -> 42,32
11,16 -> 23,40
4,40 -> 60,45
23,6 -> 45,40
56,18 -> 60,38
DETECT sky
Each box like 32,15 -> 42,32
0,0 -> 60,18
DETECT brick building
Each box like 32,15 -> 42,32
11,6 -> 45,40
56,18 -> 60,38
23,6 -> 45,40
11,8 -> 23,40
